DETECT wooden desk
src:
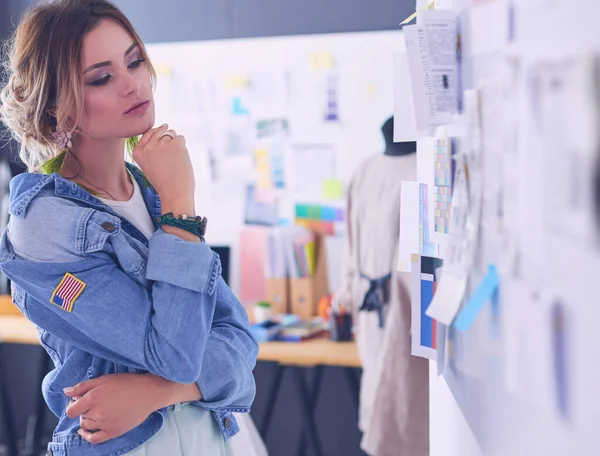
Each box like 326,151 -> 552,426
258,338 -> 360,367
0,312 -> 361,367
0,316 -> 39,344
0,295 -> 20,316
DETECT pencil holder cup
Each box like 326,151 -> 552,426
330,312 -> 353,342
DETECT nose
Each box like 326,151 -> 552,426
120,71 -> 140,97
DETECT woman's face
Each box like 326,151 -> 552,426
75,19 -> 155,139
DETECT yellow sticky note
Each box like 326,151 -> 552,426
257,175 -> 271,189
154,62 -> 173,77
310,52 -> 335,71
225,74 -> 249,89
366,84 -> 376,96
322,179 -> 344,200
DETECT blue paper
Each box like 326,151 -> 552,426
453,265 -> 499,331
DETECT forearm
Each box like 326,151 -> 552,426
145,374 -> 203,410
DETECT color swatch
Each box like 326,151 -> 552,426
434,139 -> 452,234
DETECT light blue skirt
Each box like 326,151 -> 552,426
126,403 -> 233,455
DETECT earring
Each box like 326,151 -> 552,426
52,126 -> 73,150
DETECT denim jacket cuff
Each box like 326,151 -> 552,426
146,229 -> 220,294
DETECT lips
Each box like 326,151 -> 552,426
124,100 -> 150,115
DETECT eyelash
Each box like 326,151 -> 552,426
89,58 -> 147,87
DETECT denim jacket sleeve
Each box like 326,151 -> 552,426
1,199 -> 254,386
193,278 -> 258,411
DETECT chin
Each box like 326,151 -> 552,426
128,115 -> 156,137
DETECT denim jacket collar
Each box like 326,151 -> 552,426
9,163 -> 161,246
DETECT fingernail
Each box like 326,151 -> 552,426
63,387 -> 75,394
77,429 -> 83,436
161,123 -> 168,127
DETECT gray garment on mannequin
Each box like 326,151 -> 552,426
337,153 -> 429,456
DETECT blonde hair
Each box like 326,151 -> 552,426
0,0 -> 156,172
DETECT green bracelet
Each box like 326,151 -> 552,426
157,212 -> 207,242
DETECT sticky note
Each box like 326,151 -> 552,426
366,84 -> 377,96
225,74 -> 249,89
321,206 -> 337,222
231,97 -> 250,116
322,179 -> 344,200
154,62 -> 173,77
453,265 -> 500,331
310,52 -> 335,71
295,204 -> 309,218
307,205 -> 321,219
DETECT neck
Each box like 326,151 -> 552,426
63,135 -> 132,201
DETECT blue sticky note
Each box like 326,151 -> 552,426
231,97 -> 250,115
321,206 -> 337,222
453,265 -> 499,332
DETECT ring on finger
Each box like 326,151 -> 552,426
159,130 -> 176,140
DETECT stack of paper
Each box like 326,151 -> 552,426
265,228 -> 288,278
265,226 -> 318,278
288,226 -> 317,278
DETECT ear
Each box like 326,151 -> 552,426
46,105 -> 57,119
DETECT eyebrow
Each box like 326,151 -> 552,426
83,42 -> 139,74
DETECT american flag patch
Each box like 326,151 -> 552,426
50,273 -> 86,312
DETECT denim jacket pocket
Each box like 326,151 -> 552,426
11,284 -> 27,316
79,209 -> 148,281
78,209 -> 121,255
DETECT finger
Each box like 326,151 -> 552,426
137,123 -> 168,147
78,428 -> 112,445
147,124 -> 172,145
66,395 -> 92,419
80,416 -> 100,432
176,135 -> 186,146
158,129 -> 177,141
64,377 -> 105,398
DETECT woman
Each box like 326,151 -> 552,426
0,1 -> 258,455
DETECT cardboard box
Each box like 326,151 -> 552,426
266,278 -> 290,314
289,232 -> 329,320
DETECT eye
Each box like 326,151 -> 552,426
89,75 -> 112,87
128,58 -> 146,69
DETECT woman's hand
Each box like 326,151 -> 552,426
132,124 -> 195,213
64,373 -> 202,444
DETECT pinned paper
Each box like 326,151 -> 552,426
225,74 -> 249,89
453,265 -> 500,331
551,300 -> 569,419
322,179 -> 344,200
309,52 -> 335,71
400,0 -> 435,25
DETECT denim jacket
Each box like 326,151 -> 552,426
0,164 -> 259,456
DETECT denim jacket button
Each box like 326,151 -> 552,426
224,416 -> 231,429
101,222 -> 115,232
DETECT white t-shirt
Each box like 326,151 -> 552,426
99,174 -> 155,239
